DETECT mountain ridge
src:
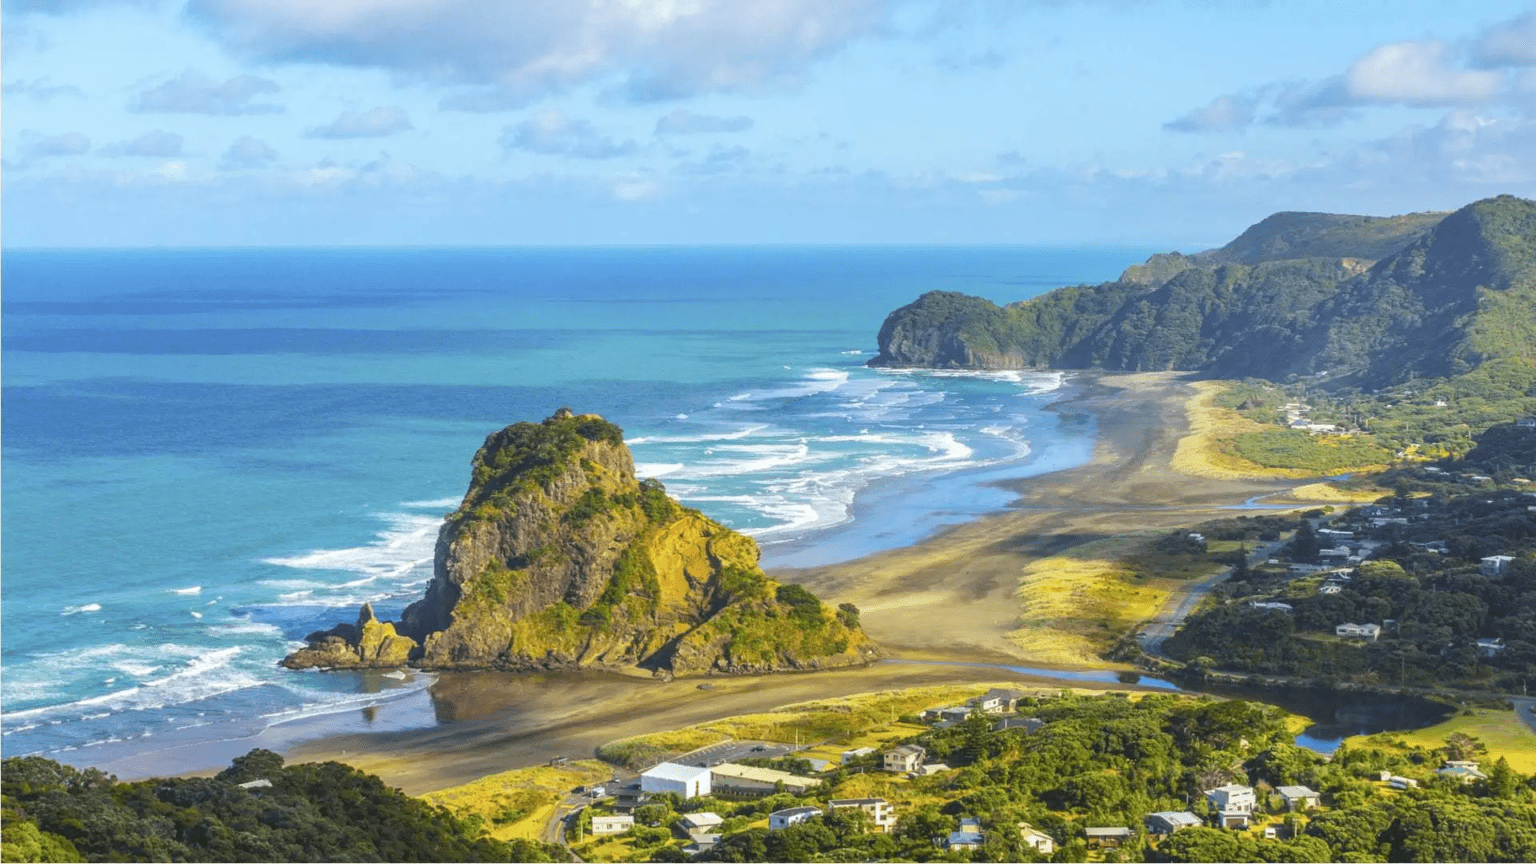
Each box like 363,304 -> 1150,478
868,195 -> 1536,392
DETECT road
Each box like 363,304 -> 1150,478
1138,538 -> 1288,657
1512,697 -> 1536,737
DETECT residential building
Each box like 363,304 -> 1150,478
1335,622 -> 1381,641
1477,638 -> 1506,658
1275,785 -> 1321,810
682,834 -> 721,857
680,813 -> 724,833
1518,417 -> 1536,428
1388,776 -> 1419,790
992,716 -> 1045,734
970,688 -> 1026,714
1145,811 -> 1202,835
709,763 -> 819,797
840,747 -> 876,763
883,744 -> 926,773
768,806 -> 822,831
1249,601 -> 1293,612
641,763 -> 712,799
1019,823 -> 1055,855
828,798 -> 895,832
1319,584 -> 1343,596
1084,827 -> 1134,848
947,818 -> 984,851
916,763 -> 951,776
591,815 -> 634,836
1205,784 -> 1255,829
1481,555 -> 1516,577
1436,761 -> 1488,783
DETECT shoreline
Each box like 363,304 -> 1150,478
97,371 -> 1340,794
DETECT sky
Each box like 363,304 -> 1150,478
4,0 -> 1536,248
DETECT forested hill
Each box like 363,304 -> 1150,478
869,195 -> 1536,391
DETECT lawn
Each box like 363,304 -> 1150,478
1343,707 -> 1536,774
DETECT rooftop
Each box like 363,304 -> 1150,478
643,762 -> 711,783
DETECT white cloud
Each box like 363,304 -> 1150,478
185,0 -> 888,107
1344,41 -> 1502,106
502,110 -> 636,159
654,108 -> 754,135
3,77 -> 84,100
20,131 -> 92,158
305,107 -> 413,139
105,129 -> 184,157
1475,11 -> 1536,67
221,135 -> 278,168
132,69 -> 282,115
676,144 -> 750,174
1164,93 -> 1257,134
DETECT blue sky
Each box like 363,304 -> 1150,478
5,0 -> 1535,247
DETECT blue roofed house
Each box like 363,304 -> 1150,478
946,818 -> 985,851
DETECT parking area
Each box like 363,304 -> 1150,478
678,739 -> 796,767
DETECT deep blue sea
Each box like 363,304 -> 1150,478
1,246 -> 1151,769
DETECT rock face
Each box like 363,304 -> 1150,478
281,603 -> 417,670
283,409 -> 877,674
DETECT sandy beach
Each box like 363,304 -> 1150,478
256,372 -> 1319,795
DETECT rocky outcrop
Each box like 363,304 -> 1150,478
283,409 -> 878,675
281,603 -> 417,670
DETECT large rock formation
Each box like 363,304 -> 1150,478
283,409 -> 877,675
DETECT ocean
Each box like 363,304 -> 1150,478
0,246 -> 1151,770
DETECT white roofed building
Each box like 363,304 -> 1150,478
640,762 -> 712,799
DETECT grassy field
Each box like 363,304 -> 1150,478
1344,707 -> 1536,774
419,760 -> 612,842
1010,534 -> 1226,665
596,727 -> 731,769
1171,382 -> 1314,480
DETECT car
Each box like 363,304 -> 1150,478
751,745 -> 768,752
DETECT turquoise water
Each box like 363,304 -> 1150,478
1,246 -> 1150,767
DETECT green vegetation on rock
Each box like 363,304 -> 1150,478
284,409 -> 875,675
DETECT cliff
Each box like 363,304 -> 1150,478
867,195 -> 1536,391
282,409 -> 877,675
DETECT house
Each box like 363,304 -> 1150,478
709,763 -> 819,797
1318,529 -> 1355,540
992,716 -> 1045,734
680,812 -> 724,833
936,706 -> 974,724
1436,761 -> 1488,783
641,762 -> 712,799
1275,785 -> 1321,810
1388,775 -> 1419,790
1518,417 -> 1536,428
768,806 -> 822,831
970,688 -> 1026,714
947,818 -> 984,851
1319,584 -> 1344,595
1019,823 -> 1055,855
612,781 -> 649,812
682,834 -> 721,857
1205,784 -> 1255,829
829,798 -> 895,832
1335,622 -> 1381,641
1145,811 -> 1203,835
591,815 -> 634,836
1249,601 -> 1294,612
883,744 -> 926,773
1477,638 -> 1506,658
916,763 -> 952,776
840,747 -> 876,763
1481,555 -> 1515,577
1084,826 -> 1134,848
236,779 -> 272,790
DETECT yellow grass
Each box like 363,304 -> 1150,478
1172,381 -> 1313,480
694,687 -> 992,744
420,759 -> 611,843
1011,534 -> 1217,665
1344,708 -> 1536,774
1267,481 -> 1385,505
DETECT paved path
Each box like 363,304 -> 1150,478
1511,697 -> 1536,736
1139,538 -> 1287,657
